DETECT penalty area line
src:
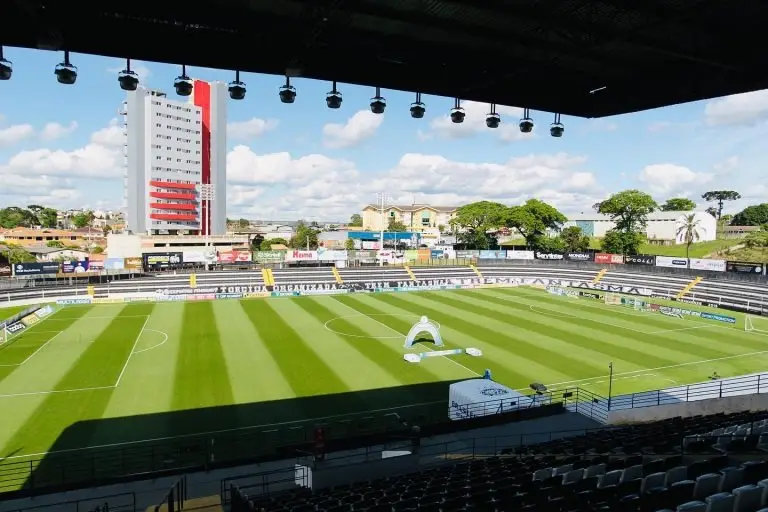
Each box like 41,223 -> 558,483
0,385 -> 115,399
114,315 -> 150,387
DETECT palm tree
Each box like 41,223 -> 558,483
676,214 -> 701,269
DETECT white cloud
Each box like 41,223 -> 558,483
90,119 -> 124,148
704,89 -> 768,127
226,145 -> 358,186
227,118 -> 279,140
322,110 -> 383,149
39,121 -> 78,141
0,124 -> 35,146
713,156 -> 739,172
638,164 -> 713,196
647,121 -> 672,132
426,101 -> 535,143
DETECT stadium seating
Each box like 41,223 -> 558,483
272,268 -> 337,285
337,267 -> 412,283
231,411 -> 768,512
411,267 -> 478,281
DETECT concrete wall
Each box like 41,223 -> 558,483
608,392 -> 768,425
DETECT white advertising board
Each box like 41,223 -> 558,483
317,248 -> 348,261
506,250 -> 535,260
689,258 -> 726,272
448,379 -> 535,421
284,250 -> 318,262
655,256 -> 689,269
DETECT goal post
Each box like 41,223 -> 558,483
745,315 -> 768,334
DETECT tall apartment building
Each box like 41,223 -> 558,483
122,81 -> 227,236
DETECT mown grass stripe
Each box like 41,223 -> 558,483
0,306 -> 91,384
295,296 -> 435,387
239,299 -> 366,420
481,288 -> 732,360
0,303 -> 154,455
342,294 -> 544,386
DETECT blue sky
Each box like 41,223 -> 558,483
0,47 -> 767,222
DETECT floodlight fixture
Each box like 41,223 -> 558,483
54,51 -> 77,85
370,86 -> 386,114
0,46 -> 12,81
118,58 -> 139,91
486,104 -> 500,128
410,92 -> 426,118
326,81 -> 342,109
228,70 -> 246,100
174,64 -> 193,96
450,98 -> 465,124
550,113 -> 564,138
279,76 -> 296,103
519,108 -> 534,133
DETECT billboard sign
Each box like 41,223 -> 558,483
88,255 -> 105,269
124,257 -> 142,270
317,248 -> 348,261
535,252 -> 564,260
689,258 -> 726,272
61,260 -> 90,273
726,261 -> 763,274
506,250 -> 535,260
253,250 -> 284,263
144,252 -> 183,268
625,255 -> 656,266
285,250 -> 317,262
594,253 -> 624,264
479,250 -> 506,259
218,251 -> 252,263
564,252 -> 594,262
13,262 -> 60,275
655,256 -> 689,269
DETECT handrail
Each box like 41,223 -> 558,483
153,476 -> 187,512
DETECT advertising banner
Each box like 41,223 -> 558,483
317,248 -> 348,261
218,251 -> 252,263
404,249 -> 418,262
124,257 -> 142,270
182,251 -> 208,263
417,248 -> 431,260
535,252 -> 564,260
377,250 -> 404,264
0,264 -> 9,277
104,258 -> 124,270
455,250 -> 479,259
62,260 -> 90,273
56,298 -> 92,305
689,258 -> 726,272
479,250 -> 506,259
253,250 -> 284,263
595,253 -> 624,264
284,250 -> 317,262
5,322 -> 26,334
144,252 -> 183,268
35,305 -> 53,319
655,256 -> 689,269
625,255 -> 656,266
12,262 -> 60,275
92,297 -> 125,304
564,252 -> 594,262
430,249 -> 444,259
726,261 -> 764,274
88,255 -> 105,269
506,250 -> 535,260
21,313 -> 40,327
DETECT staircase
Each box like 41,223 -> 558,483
332,266 -> 343,284
592,268 -> 608,284
676,276 -> 703,300
261,268 -> 275,286
404,265 -> 417,281
470,264 -> 483,278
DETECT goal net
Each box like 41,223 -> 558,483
605,293 -> 649,311
745,315 -> 768,334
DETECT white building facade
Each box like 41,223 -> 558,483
123,81 -> 227,236
564,210 -> 717,244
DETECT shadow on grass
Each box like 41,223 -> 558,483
1,380 -> 563,498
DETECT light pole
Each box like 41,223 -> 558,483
607,362 -> 614,410
198,184 -> 215,271
376,192 -> 390,267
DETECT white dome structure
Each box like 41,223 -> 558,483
404,316 -> 444,348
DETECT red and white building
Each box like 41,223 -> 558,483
122,81 -> 227,236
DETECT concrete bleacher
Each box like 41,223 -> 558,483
411,266 -> 478,281
337,267 -> 412,283
272,267 -> 336,285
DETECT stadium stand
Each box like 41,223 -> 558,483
230,411 -> 768,512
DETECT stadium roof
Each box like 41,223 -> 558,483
3,0 -> 768,118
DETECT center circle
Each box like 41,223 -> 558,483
324,313 -> 441,340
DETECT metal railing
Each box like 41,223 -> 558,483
3,492 -> 136,512
153,476 -> 187,512
610,372 -> 768,411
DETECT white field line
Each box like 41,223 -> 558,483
114,315 -> 150,387
46,315 -> 151,320
646,325 -> 714,334
19,331 -> 64,365
132,329 -> 168,354
0,398 -> 445,461
329,297 -> 481,377
0,385 -> 115,399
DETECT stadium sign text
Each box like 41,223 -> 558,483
624,255 -> 655,266
6,322 -> 25,333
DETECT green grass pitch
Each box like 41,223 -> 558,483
0,287 -> 766,467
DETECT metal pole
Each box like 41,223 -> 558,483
377,192 -> 389,267
607,362 -> 614,410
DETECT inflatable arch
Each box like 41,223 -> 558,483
404,316 -> 444,349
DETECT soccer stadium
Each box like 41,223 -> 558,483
2,2 -> 768,512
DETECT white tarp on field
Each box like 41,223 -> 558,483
449,379 -> 535,421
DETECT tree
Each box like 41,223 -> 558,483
449,201 -> 507,250
600,229 -> 646,255
702,190 -> 741,220
0,206 -> 36,228
38,208 -> 58,228
0,244 -> 36,264
594,190 -> 657,233
289,221 -> 319,249
349,214 -> 363,227
344,238 -> 355,250
72,210 -> 95,228
387,217 -> 408,232
238,218 -> 250,229
660,198 -> 696,211
506,199 -> 567,250
559,226 -> 590,252
92,246 -> 105,254
102,225 -> 112,236
732,203 -> 768,226
744,230 -> 768,249
260,237 -> 288,251
705,206 -> 718,218
676,214 -> 701,268
46,240 -> 64,248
